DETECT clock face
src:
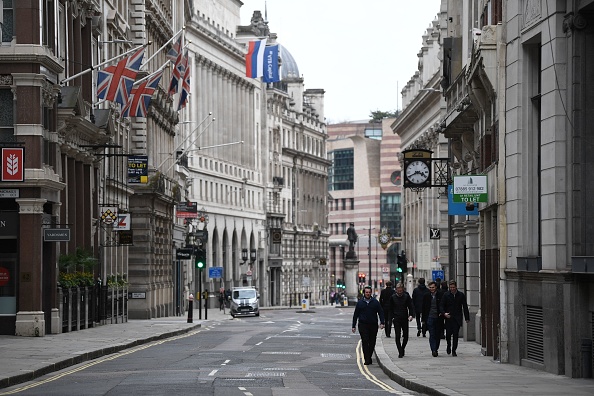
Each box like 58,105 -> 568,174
379,234 -> 389,244
405,160 -> 430,184
390,171 -> 401,185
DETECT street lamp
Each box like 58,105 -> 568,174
365,218 -> 375,289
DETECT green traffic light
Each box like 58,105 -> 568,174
397,267 -> 403,273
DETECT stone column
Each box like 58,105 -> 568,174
343,258 -> 360,306
15,198 -> 47,336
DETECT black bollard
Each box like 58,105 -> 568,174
187,294 -> 194,323
204,290 -> 208,320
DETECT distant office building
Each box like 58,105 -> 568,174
327,119 -> 402,294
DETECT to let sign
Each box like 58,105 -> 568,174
453,175 -> 488,203
127,155 -> 148,184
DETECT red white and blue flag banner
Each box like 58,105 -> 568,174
169,49 -> 188,96
97,48 -> 144,106
1,147 -> 24,182
245,39 -> 267,78
122,69 -> 163,118
166,35 -> 182,64
262,44 -> 280,83
178,59 -> 191,111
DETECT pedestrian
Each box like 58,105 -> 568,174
421,281 -> 445,357
388,283 -> 414,358
379,281 -> 395,337
412,277 -> 430,337
218,290 -> 225,311
440,280 -> 470,357
330,291 -> 335,306
352,286 -> 385,365
435,278 -> 447,339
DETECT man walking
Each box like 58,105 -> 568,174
441,280 -> 470,356
352,286 -> 385,365
388,283 -> 414,358
379,281 -> 395,337
412,278 -> 429,337
421,281 -> 445,357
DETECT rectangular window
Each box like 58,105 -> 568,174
1,0 -> 14,43
380,193 -> 402,237
364,127 -> 382,140
0,89 -> 14,142
328,149 -> 354,190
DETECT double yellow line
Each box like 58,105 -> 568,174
355,339 -> 398,393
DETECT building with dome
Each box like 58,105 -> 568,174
179,2 -> 330,307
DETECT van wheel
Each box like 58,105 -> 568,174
231,314 -> 235,318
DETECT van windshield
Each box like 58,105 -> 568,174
233,289 -> 256,299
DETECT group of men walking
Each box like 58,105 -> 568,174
352,278 -> 469,365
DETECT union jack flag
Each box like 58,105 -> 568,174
166,36 -> 182,64
178,62 -> 191,111
168,49 -> 188,96
97,48 -> 144,106
122,70 -> 163,118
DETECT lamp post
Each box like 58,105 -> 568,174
365,218 -> 375,289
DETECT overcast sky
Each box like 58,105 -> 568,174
239,0 -> 442,124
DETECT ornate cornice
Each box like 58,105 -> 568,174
16,198 -> 47,215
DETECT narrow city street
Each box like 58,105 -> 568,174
0,308 -> 421,396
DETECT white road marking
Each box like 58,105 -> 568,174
208,369 -> 218,376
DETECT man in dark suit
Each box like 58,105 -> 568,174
421,281 -> 444,357
412,278 -> 430,337
388,283 -> 414,358
440,280 -> 470,356
352,286 -> 385,365
379,281 -> 395,337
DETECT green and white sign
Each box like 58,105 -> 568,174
453,175 -> 488,203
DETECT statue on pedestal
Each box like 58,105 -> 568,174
346,223 -> 358,259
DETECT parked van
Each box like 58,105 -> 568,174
230,287 -> 259,318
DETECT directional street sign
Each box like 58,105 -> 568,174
432,270 -> 445,282
209,266 -> 223,278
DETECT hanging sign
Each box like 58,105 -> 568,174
127,155 -> 148,184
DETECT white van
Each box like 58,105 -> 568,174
230,287 -> 259,318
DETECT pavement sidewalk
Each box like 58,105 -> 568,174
374,322 -> 594,396
0,306 -> 231,389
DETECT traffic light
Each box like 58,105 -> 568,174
397,250 -> 407,275
195,248 -> 206,269
358,273 -> 366,284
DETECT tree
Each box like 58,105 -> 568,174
369,109 -> 400,122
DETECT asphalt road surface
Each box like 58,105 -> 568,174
0,308 -> 424,396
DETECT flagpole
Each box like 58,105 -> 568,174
165,117 -> 216,173
60,42 -> 152,85
185,140 -> 244,152
133,62 -> 170,87
141,27 -> 185,69
157,112 -> 213,170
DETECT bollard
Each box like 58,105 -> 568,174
187,294 -> 194,323
203,290 -> 208,320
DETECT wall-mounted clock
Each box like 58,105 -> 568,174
404,160 -> 430,186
